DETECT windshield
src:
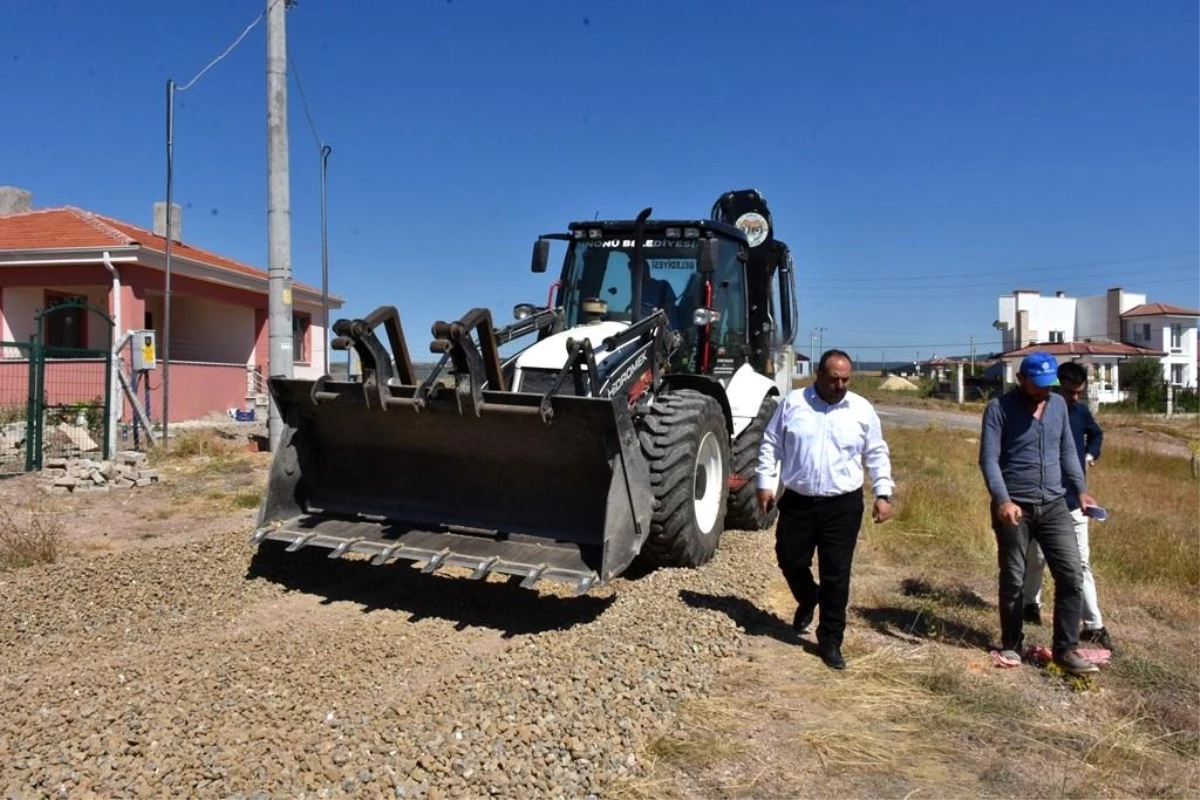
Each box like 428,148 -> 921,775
558,235 -> 748,367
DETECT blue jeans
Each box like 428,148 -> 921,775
992,498 -> 1083,657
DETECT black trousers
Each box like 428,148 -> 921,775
775,488 -> 865,647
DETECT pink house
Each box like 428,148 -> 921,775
0,186 -> 343,423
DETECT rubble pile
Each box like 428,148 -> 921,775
42,451 -> 161,494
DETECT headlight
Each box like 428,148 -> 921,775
513,303 -> 537,320
693,308 -> 722,326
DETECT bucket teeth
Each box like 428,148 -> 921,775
469,556 -> 500,580
328,538 -> 362,559
285,533 -> 317,552
519,564 -> 548,590
421,548 -> 452,574
573,573 -> 597,596
371,543 -> 402,566
253,517 -> 605,593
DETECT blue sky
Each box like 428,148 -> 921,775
2,0 -> 1197,365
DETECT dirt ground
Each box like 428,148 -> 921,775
0,426 -> 271,559
2,423 -> 1195,800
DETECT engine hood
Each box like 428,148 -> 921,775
513,321 -> 630,371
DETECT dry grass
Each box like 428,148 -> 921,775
148,429 -> 254,475
613,423 -> 1200,799
231,489 -> 264,509
143,430 -> 268,515
0,500 -> 65,570
796,373 -> 993,414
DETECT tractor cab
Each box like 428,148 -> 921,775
532,218 -> 752,381
530,189 -> 797,385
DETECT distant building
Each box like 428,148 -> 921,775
992,287 -> 1197,403
793,350 -> 811,378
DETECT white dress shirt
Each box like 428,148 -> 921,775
756,386 -> 894,498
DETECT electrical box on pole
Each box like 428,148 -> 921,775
131,330 -> 157,371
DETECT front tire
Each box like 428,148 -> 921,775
726,394 -> 780,531
637,389 -> 731,568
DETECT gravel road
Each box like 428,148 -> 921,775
874,404 -> 981,432
0,525 -> 772,799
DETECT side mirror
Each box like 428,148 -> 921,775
698,238 -> 718,275
531,239 -> 550,273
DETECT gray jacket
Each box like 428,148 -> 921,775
979,389 -> 1088,506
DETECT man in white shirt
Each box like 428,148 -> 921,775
755,350 -> 895,670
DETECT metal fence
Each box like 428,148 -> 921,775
0,301 -> 115,474
34,345 -> 111,467
0,341 -> 35,475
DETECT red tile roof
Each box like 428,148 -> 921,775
0,206 -> 329,296
1121,302 -> 1199,317
0,207 -> 133,249
1002,341 -> 1164,358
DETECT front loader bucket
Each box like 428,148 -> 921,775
252,377 -> 654,593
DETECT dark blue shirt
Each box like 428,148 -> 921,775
1064,400 -> 1103,510
979,389 -> 1088,506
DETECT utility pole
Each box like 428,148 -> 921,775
267,0 -> 293,451
320,143 -> 332,376
163,79 -> 176,448
816,326 -> 828,355
969,336 -> 976,376
809,331 -> 816,366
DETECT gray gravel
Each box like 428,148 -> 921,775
0,524 -> 776,799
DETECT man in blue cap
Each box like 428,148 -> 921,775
979,351 -> 1102,675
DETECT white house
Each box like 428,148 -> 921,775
992,287 -> 1197,403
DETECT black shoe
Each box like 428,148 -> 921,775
818,643 -> 845,670
1023,603 -> 1043,626
793,602 -> 816,634
1080,627 -> 1115,652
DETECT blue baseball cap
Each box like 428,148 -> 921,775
1019,352 -> 1060,387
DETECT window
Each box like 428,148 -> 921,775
43,293 -> 87,350
1142,323 -> 1151,341
292,313 -> 310,363
1049,330 -> 1065,344
1170,324 -> 1182,352
1171,364 -> 1185,385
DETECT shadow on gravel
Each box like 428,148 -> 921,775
246,545 -> 613,637
678,590 -> 812,650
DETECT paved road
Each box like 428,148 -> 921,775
874,404 -> 981,432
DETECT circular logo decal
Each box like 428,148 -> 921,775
734,212 -> 770,248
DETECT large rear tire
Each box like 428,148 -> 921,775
637,389 -> 731,568
726,394 -> 780,531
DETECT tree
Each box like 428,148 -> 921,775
1120,356 -> 1166,410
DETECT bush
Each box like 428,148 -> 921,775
0,503 -> 65,570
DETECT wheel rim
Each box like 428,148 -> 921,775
693,431 -> 723,534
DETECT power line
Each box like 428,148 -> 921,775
161,0 -> 285,446
795,250 -> 1198,285
177,1 -> 282,92
797,274 -> 1198,300
285,40 -> 334,376
287,47 -> 324,149
801,262 -> 1196,290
